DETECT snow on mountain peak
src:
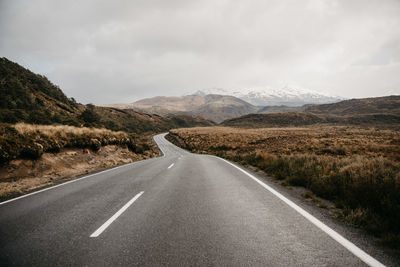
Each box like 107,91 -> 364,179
192,86 -> 343,106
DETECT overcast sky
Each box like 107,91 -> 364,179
1,0 -> 400,104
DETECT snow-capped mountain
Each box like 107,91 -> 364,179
192,86 -> 343,107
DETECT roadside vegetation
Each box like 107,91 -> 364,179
167,126 -> 400,248
0,123 -> 160,199
0,123 -> 156,165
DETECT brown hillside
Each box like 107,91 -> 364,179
221,112 -> 325,127
222,112 -> 400,128
305,95 -> 400,115
222,96 -> 400,128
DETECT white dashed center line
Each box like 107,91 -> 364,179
90,191 -> 144,238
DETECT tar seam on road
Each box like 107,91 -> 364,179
168,163 -> 174,169
90,191 -> 144,238
216,157 -> 385,267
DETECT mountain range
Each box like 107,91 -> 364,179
107,94 -> 258,123
192,87 -> 343,106
106,87 -> 343,123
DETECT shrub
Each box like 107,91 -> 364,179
90,138 -> 101,151
20,142 -> 44,159
79,104 -> 100,125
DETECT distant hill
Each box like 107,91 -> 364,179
257,105 -> 306,114
221,96 -> 400,128
305,95 -> 400,115
106,94 -> 259,123
221,112 -> 400,128
0,57 -> 214,133
222,112 -> 325,127
93,107 -> 215,133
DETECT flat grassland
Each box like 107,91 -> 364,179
168,126 -> 400,247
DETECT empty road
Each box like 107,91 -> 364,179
0,134 -> 396,266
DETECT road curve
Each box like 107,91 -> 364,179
0,133 -> 396,266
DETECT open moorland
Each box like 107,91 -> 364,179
167,126 -> 400,247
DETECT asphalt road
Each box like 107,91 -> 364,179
0,133 -> 397,266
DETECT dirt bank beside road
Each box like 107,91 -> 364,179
0,145 -> 154,200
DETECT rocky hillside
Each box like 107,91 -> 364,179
0,57 -> 214,133
107,94 -> 259,123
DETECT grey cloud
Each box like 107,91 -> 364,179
356,40 -> 400,66
1,0 -> 400,103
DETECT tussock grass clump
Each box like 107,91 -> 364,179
167,126 -> 400,247
0,123 -> 153,164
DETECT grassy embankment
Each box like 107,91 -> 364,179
0,123 -> 158,199
0,123 -> 156,164
167,126 -> 400,247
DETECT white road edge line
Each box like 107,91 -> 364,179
156,134 -> 168,157
0,134 -> 167,206
168,163 -> 174,169
90,191 -> 144,238
216,157 -> 385,267
0,162 -> 139,206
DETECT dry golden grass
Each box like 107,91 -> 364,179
169,126 -> 400,160
0,123 -> 157,164
168,126 -> 400,247
14,123 -> 127,137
